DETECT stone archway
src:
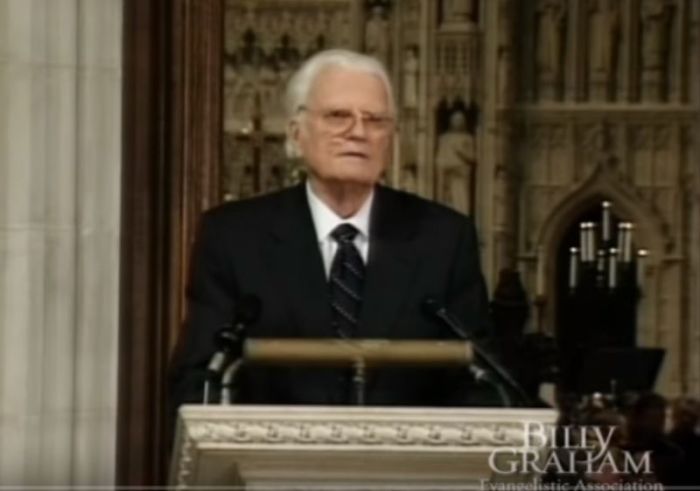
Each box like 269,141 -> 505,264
533,168 -> 680,393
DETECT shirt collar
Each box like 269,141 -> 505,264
305,180 -> 373,242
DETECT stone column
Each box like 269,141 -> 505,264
0,0 -> 122,485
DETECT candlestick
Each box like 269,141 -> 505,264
580,222 -> 587,263
617,222 -> 625,260
602,201 -> 611,243
588,222 -> 596,263
569,247 -> 579,289
608,248 -> 618,289
627,223 -> 635,262
597,249 -> 606,274
622,223 -> 633,262
637,249 -> 648,288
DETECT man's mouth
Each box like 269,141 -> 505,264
338,151 -> 369,159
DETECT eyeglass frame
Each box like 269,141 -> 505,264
296,105 -> 396,136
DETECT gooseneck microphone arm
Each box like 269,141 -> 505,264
202,294 -> 261,404
422,298 -> 532,407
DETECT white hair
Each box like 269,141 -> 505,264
284,49 -> 396,158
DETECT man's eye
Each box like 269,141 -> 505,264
326,110 -> 352,120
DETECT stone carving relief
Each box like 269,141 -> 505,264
640,0 -> 675,101
435,111 -> 476,215
587,0 -> 621,101
396,0 -> 423,194
582,122 -> 622,177
364,2 -> 391,66
497,0 -> 515,105
628,124 -> 680,233
402,45 -> 419,110
221,0 -> 355,200
535,0 -> 567,99
442,0 -> 476,27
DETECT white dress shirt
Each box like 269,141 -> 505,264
305,181 -> 373,278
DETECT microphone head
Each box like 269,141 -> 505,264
214,328 -> 239,351
421,296 -> 441,318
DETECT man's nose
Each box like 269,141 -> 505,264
347,111 -> 368,139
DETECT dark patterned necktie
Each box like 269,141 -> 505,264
329,223 -> 365,339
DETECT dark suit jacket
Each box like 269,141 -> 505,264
169,183 -> 491,408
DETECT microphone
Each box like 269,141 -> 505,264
206,295 -> 261,372
422,297 -> 532,407
203,294 -> 261,404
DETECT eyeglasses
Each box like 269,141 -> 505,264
298,106 -> 394,135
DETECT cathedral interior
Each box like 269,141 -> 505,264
1,0 -> 698,485
218,0 -> 700,400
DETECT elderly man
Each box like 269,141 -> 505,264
169,49 -> 490,407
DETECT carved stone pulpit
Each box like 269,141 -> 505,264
170,405 -> 558,489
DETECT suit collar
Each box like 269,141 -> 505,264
305,180 -> 373,244
268,183 -> 421,339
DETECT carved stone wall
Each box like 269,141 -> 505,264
222,0 -> 700,397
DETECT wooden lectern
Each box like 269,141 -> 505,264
170,339 -> 557,488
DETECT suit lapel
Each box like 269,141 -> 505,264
357,186 -> 419,339
267,184 -> 420,340
268,184 -> 332,338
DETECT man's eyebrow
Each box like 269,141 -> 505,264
318,105 -> 390,113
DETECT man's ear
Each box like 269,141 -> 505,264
288,118 -> 300,142
285,118 -> 303,159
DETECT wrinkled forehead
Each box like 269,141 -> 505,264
306,66 -> 391,111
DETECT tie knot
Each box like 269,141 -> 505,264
331,223 -> 360,244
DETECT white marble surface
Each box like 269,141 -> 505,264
0,0 -> 122,485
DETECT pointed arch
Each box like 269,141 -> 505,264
537,168 -> 670,270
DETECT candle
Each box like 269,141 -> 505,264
580,222 -> 587,263
597,249 -> 606,274
608,248 -> 618,289
602,201 -> 611,243
536,246 -> 545,297
569,247 -> 579,289
637,249 -> 648,288
588,222 -> 596,263
627,223 -> 635,262
617,222 -> 625,258
622,223 -> 633,262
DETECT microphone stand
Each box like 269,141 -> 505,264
352,358 -> 366,406
428,301 -> 532,407
203,294 -> 262,405
220,359 -> 245,404
467,361 -> 512,407
204,342 -> 232,404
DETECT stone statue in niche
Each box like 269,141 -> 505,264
641,0 -> 673,72
588,0 -> 620,99
436,111 -> 477,215
333,10 -> 352,46
587,122 -> 621,177
536,0 -> 566,87
442,0 -> 475,24
497,0 -> 514,104
402,45 -> 419,110
364,4 -> 390,65
403,0 -> 421,38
